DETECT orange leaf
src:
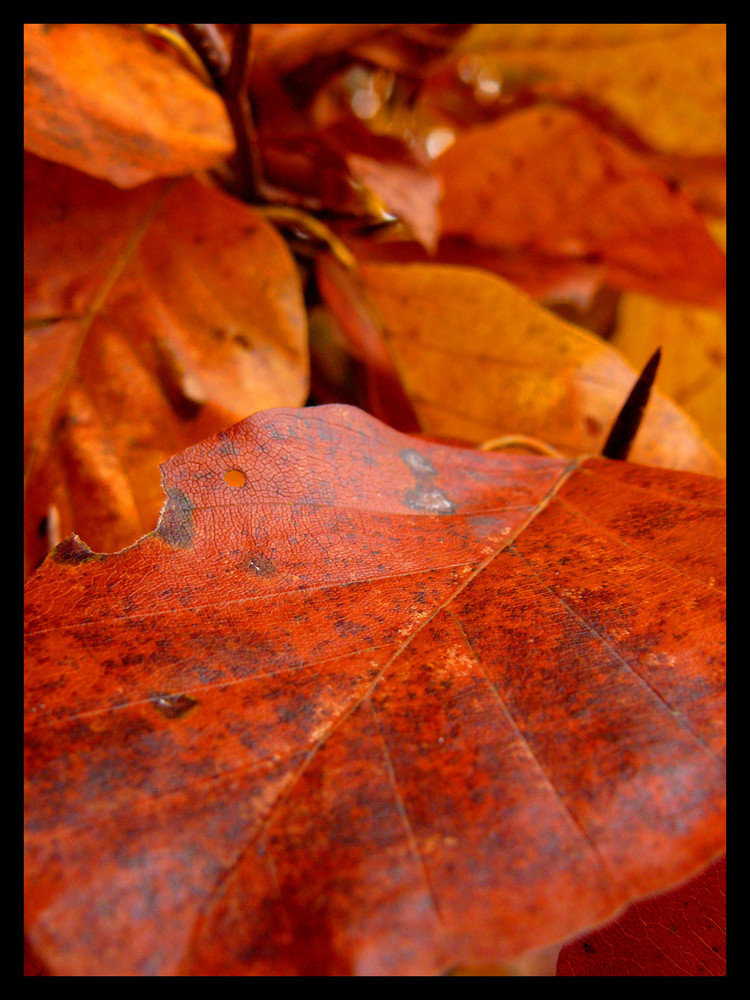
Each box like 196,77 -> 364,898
25,405 -> 725,975
452,24 -> 726,159
321,259 -> 723,475
610,292 -> 726,459
24,153 -> 308,577
434,106 -> 726,309
24,23 -> 235,187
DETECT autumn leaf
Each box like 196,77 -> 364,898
24,23 -> 235,187
434,106 -> 725,309
610,294 -> 726,460
452,23 -> 726,159
259,119 -> 442,250
318,257 -> 724,475
557,853 -> 725,976
24,152 -> 308,577
24,404 -> 725,976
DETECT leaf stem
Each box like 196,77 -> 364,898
178,23 -> 230,88
256,206 -> 357,270
479,434 -> 564,458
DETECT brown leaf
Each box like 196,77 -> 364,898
321,259 -> 723,475
25,405 -> 725,975
253,24 -> 469,91
434,106 -> 726,309
260,120 -> 442,250
24,153 -> 308,577
24,23 -> 235,187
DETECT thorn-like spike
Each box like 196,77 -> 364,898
602,348 -> 662,461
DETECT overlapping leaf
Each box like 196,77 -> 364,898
24,405 -> 725,976
557,854 -> 725,975
451,23 -> 726,158
259,119 -> 442,250
434,106 -> 726,309
24,23 -> 235,187
318,258 -> 724,475
610,294 -> 726,459
24,153 -> 308,576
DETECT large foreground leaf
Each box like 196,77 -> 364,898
24,405 -> 725,975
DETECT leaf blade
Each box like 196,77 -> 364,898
24,405 -> 725,975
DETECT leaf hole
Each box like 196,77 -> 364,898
224,468 -> 246,488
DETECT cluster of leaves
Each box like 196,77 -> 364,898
24,24 -> 725,976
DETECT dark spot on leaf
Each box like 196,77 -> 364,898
242,553 -> 277,577
153,341 -> 206,420
215,434 -> 238,457
50,535 -> 100,564
404,486 -> 457,514
152,692 -> 199,720
584,416 -> 602,436
121,652 -> 144,667
400,448 -> 457,514
232,332 -> 252,350
400,447 -> 436,476
154,488 -> 196,548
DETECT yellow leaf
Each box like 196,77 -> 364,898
455,24 -> 726,157
356,262 -> 724,476
610,295 -> 726,458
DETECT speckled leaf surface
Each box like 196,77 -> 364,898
24,404 -> 725,976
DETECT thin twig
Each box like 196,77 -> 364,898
220,24 -> 263,201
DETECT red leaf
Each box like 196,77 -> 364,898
24,405 -> 725,975
558,854 -> 726,975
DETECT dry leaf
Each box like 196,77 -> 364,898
24,153 -> 308,576
320,259 -> 723,475
24,23 -> 235,187
435,106 -> 726,308
453,24 -> 726,158
25,405 -> 725,975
